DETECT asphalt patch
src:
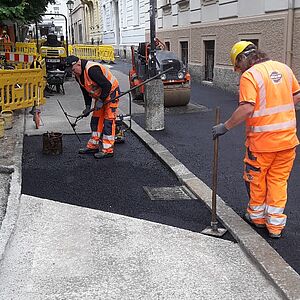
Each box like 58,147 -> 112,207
133,87 -> 300,275
22,132 -> 235,242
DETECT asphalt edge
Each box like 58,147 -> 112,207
125,117 -> 300,300
0,111 -> 24,262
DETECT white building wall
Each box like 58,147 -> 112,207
71,0 -> 86,44
238,0 -> 265,17
43,0 -> 69,40
102,0 -> 146,57
157,0 -> 300,28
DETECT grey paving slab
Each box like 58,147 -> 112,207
0,195 -> 282,300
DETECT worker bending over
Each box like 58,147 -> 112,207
66,55 -> 120,159
212,41 -> 300,238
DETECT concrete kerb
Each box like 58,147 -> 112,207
124,117 -> 300,300
0,111 -> 24,262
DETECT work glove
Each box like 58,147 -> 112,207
95,100 -> 104,111
212,123 -> 228,140
82,105 -> 91,117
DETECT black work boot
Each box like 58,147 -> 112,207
244,213 -> 266,228
94,152 -> 114,159
269,232 -> 282,239
78,148 -> 99,154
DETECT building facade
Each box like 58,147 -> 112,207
80,0 -> 103,44
68,0 -> 86,44
102,0 -> 147,58
43,1 -> 69,40
154,0 -> 300,91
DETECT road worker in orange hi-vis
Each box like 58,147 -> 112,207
212,41 -> 300,238
0,30 -> 11,52
66,55 -> 120,159
1,30 -> 11,43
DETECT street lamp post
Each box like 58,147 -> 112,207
149,0 -> 157,78
66,0 -> 75,45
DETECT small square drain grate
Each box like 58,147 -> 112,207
143,186 -> 197,201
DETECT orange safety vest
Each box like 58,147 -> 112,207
239,60 -> 299,152
3,35 -> 10,43
78,61 -> 119,100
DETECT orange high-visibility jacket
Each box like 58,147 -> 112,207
79,61 -> 119,101
239,60 -> 300,152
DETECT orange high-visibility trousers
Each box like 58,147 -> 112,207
86,87 -> 120,153
243,147 -> 296,235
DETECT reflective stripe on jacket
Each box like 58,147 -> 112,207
240,60 -> 299,152
80,61 -> 118,100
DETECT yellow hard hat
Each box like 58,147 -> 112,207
230,41 -> 254,66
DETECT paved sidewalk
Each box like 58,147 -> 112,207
0,65 -> 299,299
0,194 -> 281,299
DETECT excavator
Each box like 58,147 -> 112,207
129,38 -> 191,107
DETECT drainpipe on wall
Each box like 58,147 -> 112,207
83,4 -> 87,44
286,0 -> 295,67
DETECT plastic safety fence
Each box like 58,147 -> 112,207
0,52 -> 46,77
98,45 -> 115,62
70,45 -> 115,62
68,45 -> 73,56
15,42 -> 38,56
39,58 -> 47,78
0,69 -> 46,111
0,42 -> 13,52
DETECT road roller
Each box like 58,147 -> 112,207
129,39 -> 191,107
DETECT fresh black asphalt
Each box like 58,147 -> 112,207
22,61 -> 300,275
109,61 -> 300,274
133,83 -> 300,275
22,132 -> 235,242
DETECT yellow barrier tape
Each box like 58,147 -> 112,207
0,69 -> 46,111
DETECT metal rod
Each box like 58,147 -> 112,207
129,91 -> 132,129
57,100 -> 81,142
63,67 -> 173,132
211,107 -> 220,228
201,107 -> 227,237
84,67 -> 173,116
149,0 -> 157,77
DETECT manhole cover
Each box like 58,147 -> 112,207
143,186 -> 197,201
